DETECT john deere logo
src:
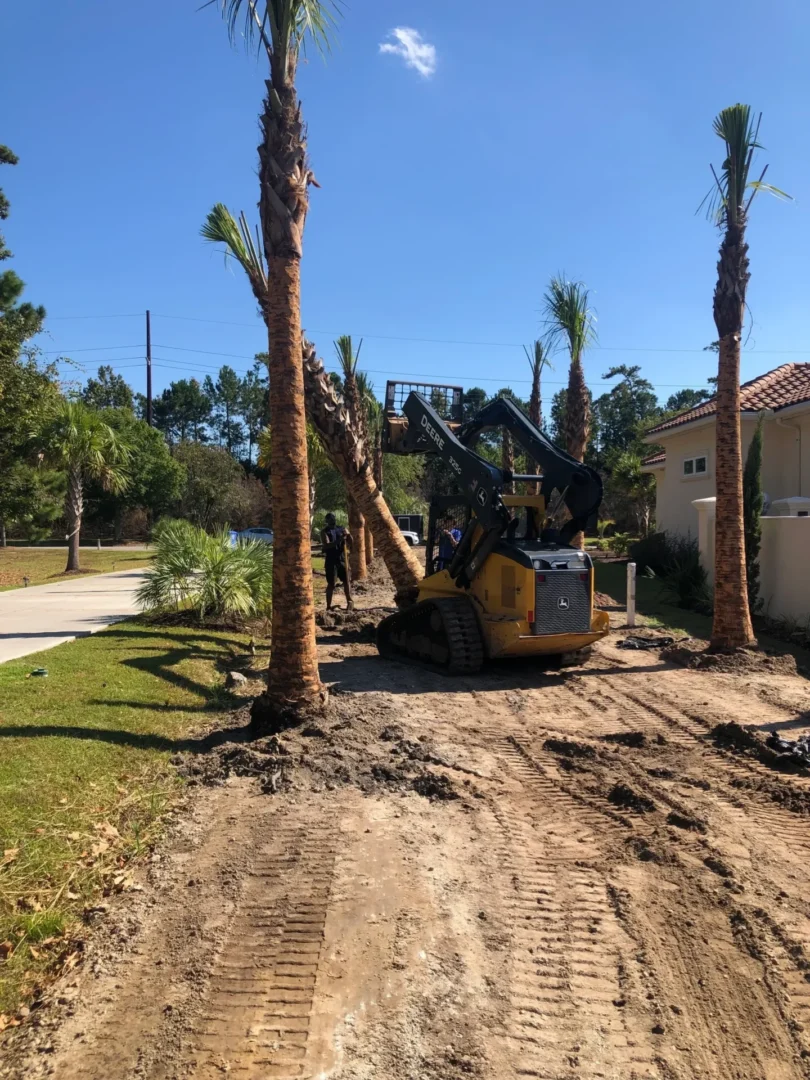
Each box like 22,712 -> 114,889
557,596 -> 570,610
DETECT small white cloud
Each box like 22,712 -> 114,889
379,27 -> 437,78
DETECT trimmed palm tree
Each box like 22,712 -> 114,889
703,105 -> 789,651
203,0 -> 339,721
523,340 -> 552,493
524,339 -> 552,431
302,339 -> 422,597
333,336 -> 367,580
543,278 -> 595,462
356,370 -> 379,564
543,278 -> 595,548
37,400 -> 130,573
258,422 -> 327,532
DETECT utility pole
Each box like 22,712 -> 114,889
146,309 -> 153,426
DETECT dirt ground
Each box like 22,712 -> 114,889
5,560 -> 810,1080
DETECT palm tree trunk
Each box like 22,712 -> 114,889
302,341 -> 422,596
502,430 -> 515,494
348,497 -> 367,579
711,226 -> 755,650
65,464 -> 83,572
365,523 -> 374,564
528,366 -> 541,494
565,354 -> 590,549
259,259 -> 322,718
373,436 -> 384,493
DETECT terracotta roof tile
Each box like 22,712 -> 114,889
647,363 -> 810,434
641,450 -> 666,467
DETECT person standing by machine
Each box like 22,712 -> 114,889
320,513 -> 353,611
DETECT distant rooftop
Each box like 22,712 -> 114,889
646,362 -> 810,436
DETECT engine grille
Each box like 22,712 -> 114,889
534,570 -> 591,635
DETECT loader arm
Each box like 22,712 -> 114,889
396,392 -> 511,584
456,396 -> 602,546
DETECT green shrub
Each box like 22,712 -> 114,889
610,532 -> 632,557
629,532 -> 672,575
137,521 -> 273,624
657,535 -> 712,614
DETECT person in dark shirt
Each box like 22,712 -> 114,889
436,517 -> 462,571
320,513 -> 354,611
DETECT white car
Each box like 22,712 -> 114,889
239,527 -> 274,545
400,530 -> 420,547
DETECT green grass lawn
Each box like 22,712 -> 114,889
595,559 -> 713,638
0,619 -> 262,1018
0,549 -> 154,592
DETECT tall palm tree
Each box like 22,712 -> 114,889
258,422 -> 326,532
334,335 -> 367,581
543,277 -> 595,548
204,0 -> 339,721
523,340 -> 552,493
543,277 -> 595,462
356,370 -> 379,564
703,105 -> 789,651
37,400 -> 130,573
524,339 -> 552,431
302,339 -> 422,597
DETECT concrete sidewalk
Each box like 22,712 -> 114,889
0,569 -> 148,664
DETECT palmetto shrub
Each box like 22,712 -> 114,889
137,521 -> 273,624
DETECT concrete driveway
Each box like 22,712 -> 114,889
0,569 -> 148,664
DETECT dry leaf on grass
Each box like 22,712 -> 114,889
0,1014 -> 21,1032
2,848 -> 20,866
0,940 -> 14,959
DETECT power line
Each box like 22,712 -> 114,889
46,313 -> 142,321
43,344 -> 142,354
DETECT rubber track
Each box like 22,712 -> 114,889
377,596 -> 484,675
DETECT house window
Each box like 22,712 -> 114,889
683,453 -> 708,478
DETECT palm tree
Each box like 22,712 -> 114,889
334,335 -> 367,581
703,105 -> 789,651
543,277 -> 595,548
523,339 -> 552,493
258,421 -> 327,532
356,370 -> 379,564
524,339 -> 552,431
203,0 -> 339,721
37,400 -> 130,573
302,339 -> 422,597
543,277 -> 595,462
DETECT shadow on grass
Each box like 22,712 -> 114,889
0,720 -> 254,754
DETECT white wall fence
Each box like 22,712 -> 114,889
692,497 -> 810,623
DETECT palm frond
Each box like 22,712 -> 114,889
137,521 -> 273,622
333,334 -> 361,378
523,339 -> 553,375
702,104 -> 792,226
201,203 -> 267,292
213,0 -> 340,76
542,276 -> 597,362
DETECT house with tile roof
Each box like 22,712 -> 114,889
641,363 -> 810,620
641,362 -> 810,537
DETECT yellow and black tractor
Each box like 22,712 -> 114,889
377,383 -> 609,673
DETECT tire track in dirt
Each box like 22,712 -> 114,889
477,712 -> 660,1079
185,818 -> 337,1079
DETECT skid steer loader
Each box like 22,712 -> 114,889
376,383 -> 609,673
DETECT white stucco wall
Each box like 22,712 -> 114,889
649,409 -> 809,535
759,517 -> 810,623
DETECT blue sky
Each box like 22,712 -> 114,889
4,0 -> 810,408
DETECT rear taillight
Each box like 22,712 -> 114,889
580,572 -> 589,581
535,573 -> 546,583
527,610 -> 534,624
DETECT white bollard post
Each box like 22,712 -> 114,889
97,538 -> 102,550
626,561 -> 636,628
